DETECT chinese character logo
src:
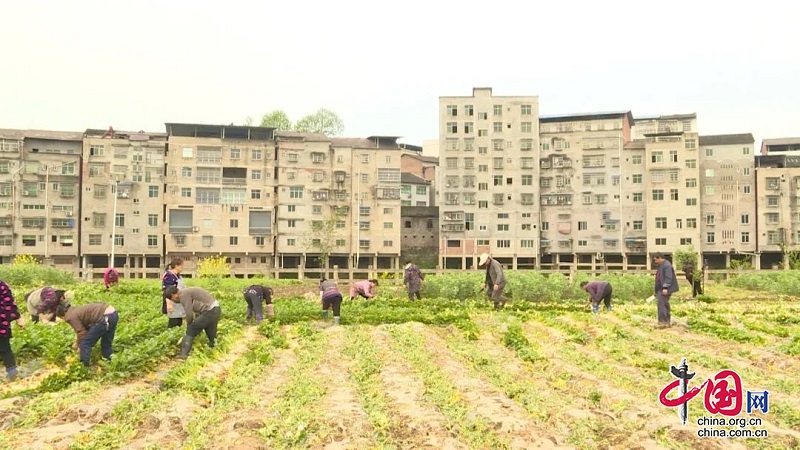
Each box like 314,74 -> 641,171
659,358 -> 769,425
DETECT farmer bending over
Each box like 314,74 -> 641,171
349,279 -> 378,301
580,280 -> 613,313
479,253 -> 507,311
25,287 -> 69,323
164,286 -> 221,359
320,278 -> 343,325
58,302 -> 118,367
243,284 -> 274,324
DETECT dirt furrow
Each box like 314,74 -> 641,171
196,326 -> 259,381
370,327 -> 469,450
314,326 -> 374,450
418,324 -> 573,449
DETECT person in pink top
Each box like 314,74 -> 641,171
103,268 -> 119,289
349,279 -> 378,301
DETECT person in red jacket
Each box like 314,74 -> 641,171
103,267 -> 120,289
0,280 -> 25,381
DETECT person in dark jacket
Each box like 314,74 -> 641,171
682,259 -> 703,298
479,253 -> 507,311
319,278 -> 343,325
403,260 -> 424,301
653,253 -> 679,328
164,286 -> 221,359
243,285 -> 274,324
580,280 -> 613,313
0,280 -> 25,381
161,258 -> 187,328
57,302 -> 118,367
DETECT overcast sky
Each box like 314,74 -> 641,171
1,1 -> 798,149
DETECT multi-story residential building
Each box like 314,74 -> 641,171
438,87 -> 540,269
698,134 -> 756,267
401,172 -> 432,207
81,128 -> 167,276
622,139 -> 648,262
274,133 -> 403,271
400,205 -> 439,268
0,129 -> 82,269
538,112 -> 633,269
632,114 -> 702,259
401,152 -> 438,207
163,123 -> 276,276
761,137 -> 800,155
754,153 -> 800,268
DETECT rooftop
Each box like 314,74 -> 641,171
275,131 -> 330,142
164,123 -> 275,141
624,139 -> 647,150
85,127 -> 167,140
402,153 -> 438,165
634,113 -> 697,121
330,136 -> 401,149
699,133 -> 755,146
400,205 -> 438,217
540,111 -> 634,124
401,172 -> 429,185
762,137 -> 800,147
0,128 -> 83,142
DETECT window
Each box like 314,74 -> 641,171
578,221 -> 587,231
447,122 -> 457,133
521,104 -> 532,115
114,214 -> 125,227
251,189 -> 261,199
464,105 -> 473,116
632,155 -> 642,164
251,149 -> 263,160
521,175 -> 532,186
146,214 -> 158,227
669,150 -> 678,163
89,234 -> 101,245
521,122 -> 532,133
652,152 -> 663,163
741,214 -> 749,224
230,236 -> 239,246
290,187 -> 303,199
202,236 -> 214,247
655,238 -> 666,246
230,219 -> 239,228
652,189 -> 664,201
766,212 -> 779,224
287,238 -> 296,246
685,159 -> 697,169
706,214 -> 715,225
252,170 -> 262,180
114,235 -> 125,246
497,224 -> 509,232
493,105 -> 502,116
706,232 -> 715,244
670,189 -> 679,200
493,122 -> 502,132
767,195 -> 780,206
705,148 -> 714,157
651,171 -> 664,183
497,239 -> 511,248
180,187 -> 192,198
287,220 -> 296,228
521,139 -> 533,151
633,192 -> 643,202
743,167 -> 750,175
686,178 -> 697,188
706,186 -> 716,195
686,218 -> 697,228
655,217 -> 667,229
477,112 -> 487,120
743,185 -> 751,194
446,105 -> 457,116
685,139 -> 696,149
705,169 -> 715,178
147,235 -> 158,247
741,232 -> 750,243
633,221 -> 643,230
148,185 -> 159,198
464,122 -> 473,133
686,198 -> 697,206
676,219 -> 683,229
632,174 -> 643,184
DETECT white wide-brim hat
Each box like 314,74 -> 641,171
478,253 -> 490,266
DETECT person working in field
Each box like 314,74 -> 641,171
320,278 -> 343,325
103,267 -> 120,289
349,279 -> 378,301
653,253 -> 679,328
161,258 -> 187,328
580,280 -> 613,313
164,286 -> 221,359
242,284 -> 274,324
479,253 -> 507,311
24,287 -> 69,323
403,259 -> 424,301
57,301 -> 119,367
0,280 -> 25,381
682,258 -> 703,298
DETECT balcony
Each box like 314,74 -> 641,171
312,190 -> 329,201
0,216 -> 11,227
442,223 -> 465,232
377,188 -> 401,200
169,225 -> 194,234
196,176 -> 220,185
249,227 -> 272,236
222,177 -> 247,186
333,206 -> 349,216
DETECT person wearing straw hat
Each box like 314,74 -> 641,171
478,253 -> 507,311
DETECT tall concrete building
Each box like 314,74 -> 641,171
754,153 -> 800,268
438,87 -> 540,269
163,123 -> 276,276
81,128 -> 167,276
632,114 -> 702,258
0,129 -> 82,269
698,134 -> 756,268
274,133 -> 404,272
761,137 -> 800,155
538,112 -> 633,269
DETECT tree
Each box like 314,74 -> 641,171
243,116 -> 254,126
673,245 -> 700,279
302,213 -> 342,277
260,110 -> 292,131
293,108 -> 345,136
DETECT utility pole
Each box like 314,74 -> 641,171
110,177 -> 119,268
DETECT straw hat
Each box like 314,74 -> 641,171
478,253 -> 490,266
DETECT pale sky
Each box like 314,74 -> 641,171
1,0 -> 798,149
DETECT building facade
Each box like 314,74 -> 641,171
401,172 -> 432,207
698,134 -> 756,268
400,205 -> 439,268
0,129 -> 82,269
438,87 -> 540,269
82,128 -> 167,276
163,123 -> 276,276
538,112 -> 633,269
753,154 -> 800,268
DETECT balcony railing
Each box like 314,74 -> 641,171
169,226 -> 193,234
222,177 -> 247,186
249,227 -> 271,235
196,176 -> 221,184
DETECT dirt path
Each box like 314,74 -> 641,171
370,327 -> 469,450
196,326 -> 260,382
205,329 -> 299,450
313,326 -> 375,450
417,324 -> 572,449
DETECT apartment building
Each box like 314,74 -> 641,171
439,87 -> 540,269
538,112 -> 633,269
698,134 -> 756,267
754,153 -> 800,268
401,172 -> 432,207
0,129 -> 82,269
631,114 -> 702,259
81,128 -> 167,275
163,123 -> 276,276
274,133 -> 403,271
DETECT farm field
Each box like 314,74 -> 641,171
1,270 -> 800,450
